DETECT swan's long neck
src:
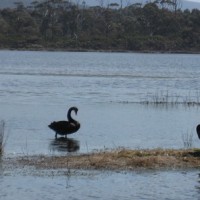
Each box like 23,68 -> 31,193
67,108 -> 77,123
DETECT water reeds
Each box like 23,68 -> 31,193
0,120 -> 5,155
182,131 -> 193,149
141,90 -> 200,106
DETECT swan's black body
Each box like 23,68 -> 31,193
196,124 -> 200,139
48,107 -> 80,138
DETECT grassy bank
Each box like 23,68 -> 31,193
5,148 -> 200,171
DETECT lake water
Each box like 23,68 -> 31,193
1,168 -> 200,200
0,50 -> 200,155
0,50 -> 200,199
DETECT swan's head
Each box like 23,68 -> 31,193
71,107 -> 78,115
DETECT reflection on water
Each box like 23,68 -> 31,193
0,169 -> 200,200
195,173 -> 200,195
49,137 -> 80,153
0,157 -> 3,178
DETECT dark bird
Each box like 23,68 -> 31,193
48,107 -> 80,138
197,124 -> 200,139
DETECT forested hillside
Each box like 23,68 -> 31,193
0,0 -> 199,52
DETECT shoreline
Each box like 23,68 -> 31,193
3,148 -> 200,171
0,47 -> 200,54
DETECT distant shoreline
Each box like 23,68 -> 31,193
0,2 -> 199,55
0,47 -> 200,54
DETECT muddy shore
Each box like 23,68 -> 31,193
3,148 -> 200,171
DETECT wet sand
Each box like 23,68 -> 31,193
3,148 -> 200,171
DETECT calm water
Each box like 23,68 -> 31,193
0,51 -> 200,105
0,50 -> 200,155
0,50 -> 200,199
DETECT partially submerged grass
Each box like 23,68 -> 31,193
0,120 -> 5,155
182,131 -> 193,149
5,148 -> 200,171
141,90 -> 200,106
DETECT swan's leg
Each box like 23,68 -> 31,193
55,132 -> 57,139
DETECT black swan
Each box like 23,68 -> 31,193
48,107 -> 80,138
197,124 -> 200,139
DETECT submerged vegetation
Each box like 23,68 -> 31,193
0,0 -> 199,52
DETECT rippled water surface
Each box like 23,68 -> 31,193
0,51 -> 200,105
1,169 -> 200,200
0,50 -> 200,199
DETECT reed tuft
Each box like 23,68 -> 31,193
141,90 -> 200,107
182,131 -> 193,149
0,120 -> 5,155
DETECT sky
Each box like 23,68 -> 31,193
186,0 -> 200,2
0,0 -> 200,9
57,0 -> 200,10
85,0 -> 200,5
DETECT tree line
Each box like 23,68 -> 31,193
0,0 -> 199,52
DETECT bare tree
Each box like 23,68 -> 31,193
96,0 -> 104,7
172,0 -> 182,14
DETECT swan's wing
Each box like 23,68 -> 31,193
49,121 -> 77,133
53,121 -> 73,129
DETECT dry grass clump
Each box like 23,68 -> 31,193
9,148 -> 200,171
